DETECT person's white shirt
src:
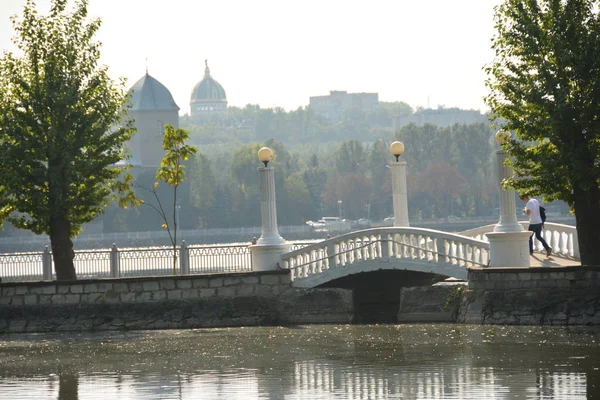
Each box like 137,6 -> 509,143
525,198 -> 543,224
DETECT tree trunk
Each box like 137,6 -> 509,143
574,185 -> 600,266
50,217 -> 77,281
58,373 -> 78,400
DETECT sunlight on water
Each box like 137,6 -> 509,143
0,324 -> 598,399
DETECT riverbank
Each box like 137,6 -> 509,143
1,265 -> 598,334
459,265 -> 600,325
0,271 -> 353,333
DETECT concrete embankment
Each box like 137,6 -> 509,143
459,265 -> 600,325
1,265 -> 599,334
0,271 -> 353,334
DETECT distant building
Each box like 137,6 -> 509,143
190,60 -> 228,124
127,71 -> 179,168
309,90 -> 379,122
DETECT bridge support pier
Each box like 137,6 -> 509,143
487,231 -> 532,267
250,243 -> 292,272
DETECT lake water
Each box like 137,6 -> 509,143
0,324 -> 598,399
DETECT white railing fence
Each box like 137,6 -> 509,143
281,228 -> 490,283
0,240 -> 317,283
460,222 -> 580,259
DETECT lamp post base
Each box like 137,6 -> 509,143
487,231 -> 533,267
249,242 -> 292,272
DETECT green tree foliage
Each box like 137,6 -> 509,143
181,101 -> 462,147
413,161 -> 469,218
486,0 -> 600,264
0,0 -> 136,280
366,138 -> 393,219
378,101 -> 413,117
334,141 -> 366,175
394,123 -> 495,219
229,143 -> 264,189
280,173 -> 313,225
138,122 -> 497,230
302,154 -> 328,220
154,124 -> 197,272
188,153 -> 216,212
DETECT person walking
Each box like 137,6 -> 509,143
521,196 -> 552,256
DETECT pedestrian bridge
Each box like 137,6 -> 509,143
281,222 -> 580,288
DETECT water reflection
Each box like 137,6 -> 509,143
0,324 -> 598,399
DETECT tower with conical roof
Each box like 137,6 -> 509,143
127,71 -> 179,167
190,60 -> 227,123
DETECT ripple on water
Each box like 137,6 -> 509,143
0,324 -> 598,399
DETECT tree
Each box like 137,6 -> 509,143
486,0 -> 600,264
187,152 -> 216,227
279,173 -> 313,225
334,141 -> 366,175
152,125 -> 197,273
0,0 -> 136,280
413,161 -> 468,218
366,138 -> 392,219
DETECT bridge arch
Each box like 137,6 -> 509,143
282,227 -> 489,288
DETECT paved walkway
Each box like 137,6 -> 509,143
529,252 -> 581,267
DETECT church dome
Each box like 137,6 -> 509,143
128,73 -> 179,111
191,60 -> 227,102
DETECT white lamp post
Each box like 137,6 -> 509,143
337,200 -> 343,219
256,147 -> 284,245
389,141 -> 409,227
486,130 -> 532,267
249,147 -> 291,271
492,130 -> 524,233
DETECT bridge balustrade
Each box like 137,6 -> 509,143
460,222 -> 579,259
281,227 -> 490,284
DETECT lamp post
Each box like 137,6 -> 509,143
485,130 -> 532,267
389,141 -> 409,227
337,200 -> 342,219
256,147 -> 284,245
249,147 -> 291,271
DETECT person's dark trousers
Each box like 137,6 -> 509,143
528,223 -> 551,254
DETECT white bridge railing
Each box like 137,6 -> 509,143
0,241 -> 317,283
460,222 -> 580,259
281,227 -> 490,283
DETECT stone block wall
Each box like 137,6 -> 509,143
398,281 -> 467,323
459,266 -> 600,325
0,271 -> 353,333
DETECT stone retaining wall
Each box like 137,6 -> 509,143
398,281 -> 467,323
459,266 -> 600,325
0,271 -> 353,333
4,266 -> 599,332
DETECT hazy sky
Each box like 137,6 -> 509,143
0,0 -> 502,115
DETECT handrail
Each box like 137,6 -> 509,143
283,227 -> 488,259
460,221 -> 579,259
0,242 -> 253,283
282,227 -> 490,283
282,237 -> 487,272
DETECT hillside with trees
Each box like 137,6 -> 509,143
101,120 -> 500,233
